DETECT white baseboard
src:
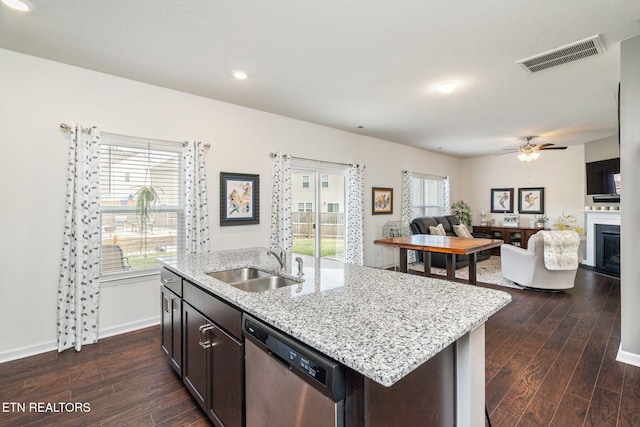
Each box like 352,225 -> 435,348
98,316 -> 161,339
616,344 -> 640,367
0,341 -> 57,364
0,316 -> 161,364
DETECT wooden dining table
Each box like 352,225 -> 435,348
374,234 -> 504,285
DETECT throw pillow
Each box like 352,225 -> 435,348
429,224 -> 446,236
453,224 -> 473,238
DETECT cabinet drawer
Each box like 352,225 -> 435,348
161,268 -> 183,296
184,281 -> 242,341
473,226 -> 490,235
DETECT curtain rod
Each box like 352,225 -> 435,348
404,170 -> 448,180
269,152 -> 364,168
59,123 -> 210,148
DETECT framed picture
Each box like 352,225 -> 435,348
518,187 -> 545,214
372,187 -> 393,215
220,172 -> 259,226
490,188 -> 514,213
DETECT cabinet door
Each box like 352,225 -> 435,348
161,286 -> 182,376
509,231 -> 523,247
207,325 -> 244,427
182,302 -> 209,410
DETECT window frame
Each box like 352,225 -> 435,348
99,135 -> 185,284
412,175 -> 446,218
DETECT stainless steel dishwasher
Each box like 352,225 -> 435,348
243,314 -> 346,427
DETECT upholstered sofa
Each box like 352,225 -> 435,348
409,215 -> 492,269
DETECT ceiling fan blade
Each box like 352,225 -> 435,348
536,143 -> 554,148
538,146 -> 567,150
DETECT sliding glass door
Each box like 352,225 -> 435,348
291,161 -> 346,260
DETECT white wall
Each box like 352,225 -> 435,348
0,49 -> 462,360
584,135 -> 620,163
619,36 -> 640,365
458,146 -> 586,230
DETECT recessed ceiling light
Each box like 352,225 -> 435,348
436,81 -> 457,94
1,0 -> 30,11
232,70 -> 248,80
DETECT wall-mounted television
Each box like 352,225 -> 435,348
586,158 -> 620,197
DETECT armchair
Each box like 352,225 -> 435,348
501,230 -> 582,291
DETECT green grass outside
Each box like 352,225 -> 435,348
127,251 -> 176,269
293,237 -> 345,258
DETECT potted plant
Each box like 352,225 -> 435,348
134,185 -> 163,229
133,143 -> 164,256
536,214 -> 549,229
451,200 -> 473,229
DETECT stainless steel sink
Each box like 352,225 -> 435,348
206,267 -> 299,292
206,267 -> 272,283
231,275 -> 299,293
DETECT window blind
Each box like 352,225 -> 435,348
99,134 -> 184,278
412,176 -> 445,218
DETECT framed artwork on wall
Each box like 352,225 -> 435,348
518,187 -> 545,214
490,188 -> 514,213
372,187 -> 393,215
220,172 -> 260,226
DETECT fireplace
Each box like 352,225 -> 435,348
595,224 -> 620,277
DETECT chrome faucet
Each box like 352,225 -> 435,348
267,248 -> 286,270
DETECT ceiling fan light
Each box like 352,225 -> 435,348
532,151 -> 540,160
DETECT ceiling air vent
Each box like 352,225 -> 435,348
517,35 -> 604,73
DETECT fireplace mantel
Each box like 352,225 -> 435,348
583,210 -> 621,267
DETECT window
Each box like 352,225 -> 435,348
412,175 -> 445,218
99,135 -> 184,279
291,160 -> 347,260
296,202 -> 314,212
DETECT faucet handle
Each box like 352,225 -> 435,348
295,257 -> 304,281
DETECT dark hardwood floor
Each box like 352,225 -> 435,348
482,268 -> 639,427
0,327 -> 209,426
0,267 -> 637,426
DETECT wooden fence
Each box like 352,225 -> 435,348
292,212 -> 345,238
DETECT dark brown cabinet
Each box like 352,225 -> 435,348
161,268 -> 244,427
161,285 -> 182,376
473,225 -> 542,255
161,268 -> 183,376
182,281 -> 244,427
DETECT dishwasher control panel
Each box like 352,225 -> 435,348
243,314 -> 345,401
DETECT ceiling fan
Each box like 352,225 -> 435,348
513,136 -> 567,161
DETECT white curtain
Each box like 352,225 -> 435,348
444,176 -> 451,215
184,140 -> 210,253
401,170 -> 416,264
57,125 -> 101,352
346,164 -> 365,265
269,152 -> 293,252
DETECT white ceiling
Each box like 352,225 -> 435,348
2,0 -> 639,157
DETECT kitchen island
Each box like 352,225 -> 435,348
160,248 -> 511,426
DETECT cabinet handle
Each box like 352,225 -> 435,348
163,296 -> 176,313
163,277 -> 177,284
198,324 -> 216,349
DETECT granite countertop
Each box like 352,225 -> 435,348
159,247 -> 511,387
